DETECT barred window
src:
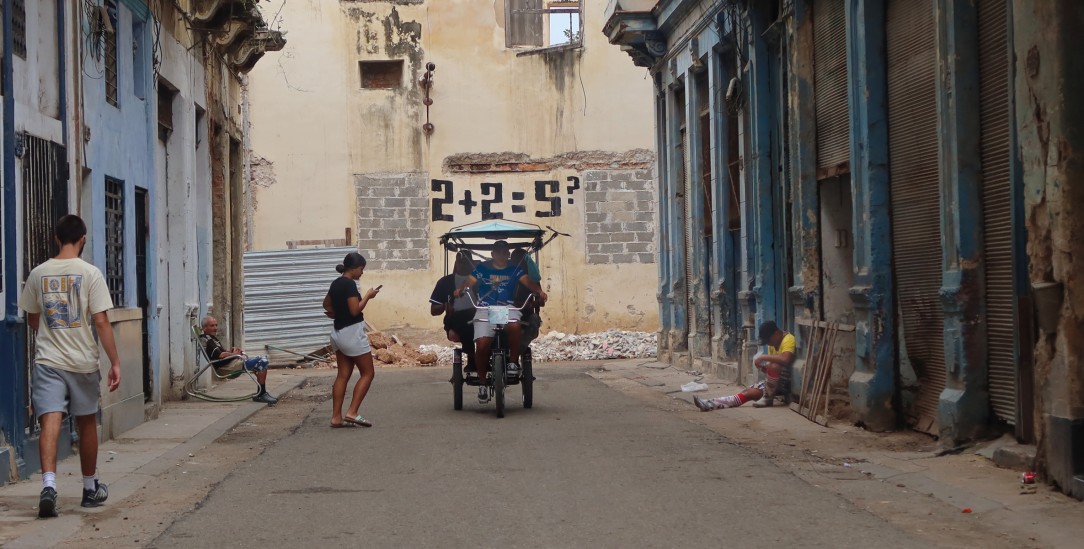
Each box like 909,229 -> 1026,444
104,1 -> 119,107
105,177 -> 125,306
13,0 -> 27,58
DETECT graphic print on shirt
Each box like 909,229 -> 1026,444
477,273 -> 515,304
42,275 -> 84,329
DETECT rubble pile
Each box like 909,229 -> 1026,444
419,330 -> 658,367
530,330 -> 658,362
303,331 -> 438,368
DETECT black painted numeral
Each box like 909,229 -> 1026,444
481,182 -> 504,220
431,179 -> 454,222
535,180 -> 561,218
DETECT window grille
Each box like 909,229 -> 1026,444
105,1 -> 119,107
105,178 -> 125,306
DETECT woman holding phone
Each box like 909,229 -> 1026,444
323,251 -> 381,428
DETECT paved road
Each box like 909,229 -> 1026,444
153,363 -> 926,548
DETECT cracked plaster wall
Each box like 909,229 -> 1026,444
246,1 -> 658,333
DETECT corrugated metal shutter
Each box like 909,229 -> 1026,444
243,247 -> 355,365
814,0 -> 849,175
886,0 -> 943,435
978,0 -> 1015,425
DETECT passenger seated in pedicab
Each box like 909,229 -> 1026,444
429,250 -> 477,371
510,247 -> 546,350
200,316 -> 278,404
454,240 -> 547,403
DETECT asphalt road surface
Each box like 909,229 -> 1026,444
152,363 -> 927,548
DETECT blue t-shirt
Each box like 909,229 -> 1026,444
472,261 -> 526,306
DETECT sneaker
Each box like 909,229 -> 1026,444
752,395 -> 774,408
81,480 -> 109,508
506,362 -> 519,377
478,386 -> 490,403
38,487 -> 58,518
253,392 -> 277,405
692,396 -> 716,412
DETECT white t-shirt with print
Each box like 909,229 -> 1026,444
18,258 -> 114,373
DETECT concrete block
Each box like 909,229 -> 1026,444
587,255 -> 610,264
600,222 -> 623,233
625,221 -> 649,233
637,201 -> 656,212
992,444 -> 1037,471
610,172 -> 633,182
635,211 -> 655,222
585,212 -> 607,224
636,191 -> 654,202
636,253 -> 655,263
584,170 -> 610,181
635,169 -> 653,179
626,242 -> 652,253
383,197 -> 408,208
611,253 -> 635,263
610,232 -> 635,243
585,190 -> 608,203
381,219 -> 409,229
623,179 -> 648,191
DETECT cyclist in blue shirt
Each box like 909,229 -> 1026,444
455,240 -> 546,403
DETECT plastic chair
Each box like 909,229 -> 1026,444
184,324 -> 261,402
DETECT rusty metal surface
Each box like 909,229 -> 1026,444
886,0 -> 942,436
242,247 -> 355,365
813,0 -> 849,175
978,0 -> 1016,425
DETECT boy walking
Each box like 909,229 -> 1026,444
19,215 -> 121,518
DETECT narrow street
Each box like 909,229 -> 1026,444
137,364 -> 922,548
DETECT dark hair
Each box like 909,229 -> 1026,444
336,251 -> 366,274
493,240 -> 510,251
757,320 -> 780,344
55,215 -> 87,245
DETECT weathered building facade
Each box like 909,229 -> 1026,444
605,0 -> 1084,499
0,0 -> 283,483
245,0 -> 659,335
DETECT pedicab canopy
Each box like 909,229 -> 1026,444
438,219 -> 549,252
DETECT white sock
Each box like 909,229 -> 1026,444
83,475 -> 98,491
42,472 -> 57,490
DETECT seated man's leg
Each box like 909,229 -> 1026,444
450,315 -> 476,371
753,364 -> 782,408
693,381 -> 766,412
243,356 -> 277,403
472,309 -> 493,381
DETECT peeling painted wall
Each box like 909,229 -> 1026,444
1013,0 -> 1084,499
247,1 -> 659,333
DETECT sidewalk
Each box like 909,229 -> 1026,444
589,359 -> 1084,548
0,370 -> 308,548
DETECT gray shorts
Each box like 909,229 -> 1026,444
32,363 -> 101,418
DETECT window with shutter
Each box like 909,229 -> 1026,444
506,0 -> 582,49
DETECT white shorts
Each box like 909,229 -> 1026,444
473,308 -> 522,340
330,321 -> 372,357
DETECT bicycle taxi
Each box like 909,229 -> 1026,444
437,220 -> 561,418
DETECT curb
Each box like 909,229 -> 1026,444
2,375 -> 308,549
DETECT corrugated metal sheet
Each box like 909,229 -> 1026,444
814,0 -> 850,174
243,247 -> 355,366
887,0 -> 942,436
978,0 -> 1016,425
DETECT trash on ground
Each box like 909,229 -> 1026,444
681,381 -> 709,392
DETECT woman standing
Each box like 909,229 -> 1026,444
323,252 -> 380,428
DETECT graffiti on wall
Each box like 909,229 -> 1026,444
430,177 -> 581,222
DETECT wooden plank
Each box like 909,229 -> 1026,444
796,318 -> 856,332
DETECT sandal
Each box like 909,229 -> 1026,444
330,421 -> 358,428
343,414 -> 372,427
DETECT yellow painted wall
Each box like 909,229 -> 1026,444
248,0 -> 658,334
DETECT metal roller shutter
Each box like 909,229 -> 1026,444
814,0 -> 849,175
977,0 -> 1015,425
886,0 -> 943,435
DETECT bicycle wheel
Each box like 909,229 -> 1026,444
452,349 -> 463,411
493,353 -> 506,418
521,349 -> 533,409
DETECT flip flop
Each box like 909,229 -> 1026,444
343,415 -> 372,427
330,421 -> 358,428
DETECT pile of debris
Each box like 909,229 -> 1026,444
303,330 -> 438,368
419,330 -> 658,367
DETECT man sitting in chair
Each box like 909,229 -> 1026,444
201,316 -> 278,405
510,247 -> 545,350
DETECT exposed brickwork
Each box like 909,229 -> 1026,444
584,170 -> 656,265
355,173 -> 429,270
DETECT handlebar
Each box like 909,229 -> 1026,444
464,290 -> 534,311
